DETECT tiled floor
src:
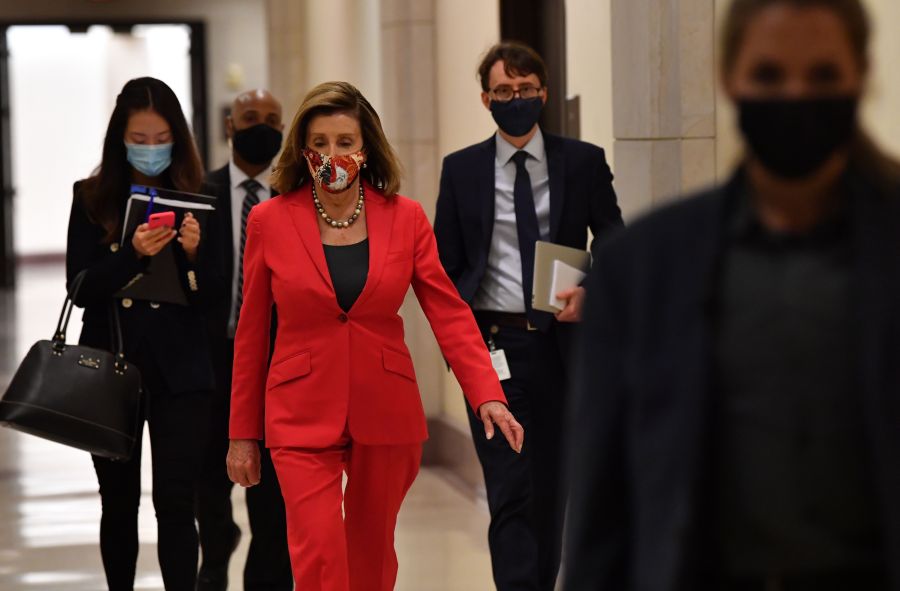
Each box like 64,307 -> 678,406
0,264 -> 494,590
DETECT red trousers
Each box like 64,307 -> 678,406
270,440 -> 423,591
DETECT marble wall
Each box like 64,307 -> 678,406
611,0 -> 718,220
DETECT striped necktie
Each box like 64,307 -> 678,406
235,178 -> 263,324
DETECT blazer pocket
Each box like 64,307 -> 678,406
267,350 -> 311,389
386,250 -> 409,264
382,346 -> 416,382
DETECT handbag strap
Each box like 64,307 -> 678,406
54,270 -> 127,364
53,270 -> 88,345
108,302 -> 126,358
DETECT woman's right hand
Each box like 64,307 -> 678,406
227,438 -> 261,487
131,223 -> 176,258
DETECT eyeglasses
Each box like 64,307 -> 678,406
488,85 -> 544,102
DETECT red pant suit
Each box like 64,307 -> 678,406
230,181 -> 507,591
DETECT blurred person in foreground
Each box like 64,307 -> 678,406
226,81 -> 523,591
565,0 -> 900,590
196,89 -> 292,591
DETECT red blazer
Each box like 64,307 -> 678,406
229,182 -> 506,447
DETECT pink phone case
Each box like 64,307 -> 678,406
148,211 -> 176,230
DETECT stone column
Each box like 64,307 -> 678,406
379,0 -> 444,417
611,0 -> 717,219
265,0 -> 307,114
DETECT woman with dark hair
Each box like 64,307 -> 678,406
66,76 -> 224,590
565,1 -> 900,590
226,81 -> 524,591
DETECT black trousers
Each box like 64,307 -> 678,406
196,336 -> 292,591
467,320 -> 569,591
92,351 -> 210,591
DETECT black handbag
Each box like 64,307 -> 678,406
0,271 -> 142,460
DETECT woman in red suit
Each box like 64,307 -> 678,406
226,81 -> 524,591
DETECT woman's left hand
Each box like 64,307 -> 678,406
478,401 -> 524,453
178,212 -> 201,262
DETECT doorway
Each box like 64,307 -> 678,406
0,20 -> 208,287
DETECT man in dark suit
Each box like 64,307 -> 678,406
433,41 -> 623,591
197,89 -> 292,591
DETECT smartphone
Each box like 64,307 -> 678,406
147,211 -> 176,230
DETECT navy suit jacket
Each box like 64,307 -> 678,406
204,164 -> 278,341
433,131 -> 623,309
564,168 -> 900,591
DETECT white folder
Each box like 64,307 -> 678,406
531,241 -> 592,313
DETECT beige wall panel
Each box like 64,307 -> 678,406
680,137 -> 718,194
435,0 -> 501,159
611,0 -> 681,139
614,139 -> 681,219
862,0 -> 900,160
434,0 -> 500,424
565,0 -> 615,162
679,0 -> 717,138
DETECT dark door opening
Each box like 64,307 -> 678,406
0,19 -> 207,288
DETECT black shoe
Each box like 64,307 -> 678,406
197,524 -> 242,591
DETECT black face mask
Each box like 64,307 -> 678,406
232,123 -> 284,165
490,97 -> 543,137
738,97 -> 859,179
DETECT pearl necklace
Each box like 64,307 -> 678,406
312,183 -> 364,229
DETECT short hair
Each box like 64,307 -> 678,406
477,41 -> 548,92
271,81 -> 403,197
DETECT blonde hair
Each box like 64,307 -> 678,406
271,81 -> 403,196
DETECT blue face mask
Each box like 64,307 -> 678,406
125,142 -> 173,177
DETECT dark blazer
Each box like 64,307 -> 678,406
433,131 -> 623,306
564,168 -> 900,591
204,164 -> 278,341
66,181 -> 227,395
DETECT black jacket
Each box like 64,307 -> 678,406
564,169 -> 900,591
204,164 -> 278,341
66,181 -> 227,395
433,131 -> 623,307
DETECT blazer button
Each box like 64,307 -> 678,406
109,243 -> 120,253
338,313 -> 348,323
150,302 -> 160,309
121,298 -> 133,309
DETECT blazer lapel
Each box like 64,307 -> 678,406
479,137 -> 497,251
287,184 -> 334,293
352,182 -> 394,311
545,133 -> 567,241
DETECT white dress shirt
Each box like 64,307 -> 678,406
472,129 -> 551,312
228,159 -> 272,335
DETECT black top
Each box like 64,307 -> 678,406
713,188 -> 881,575
323,239 -> 369,312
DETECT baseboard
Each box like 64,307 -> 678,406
16,253 -> 66,265
422,415 -> 485,501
